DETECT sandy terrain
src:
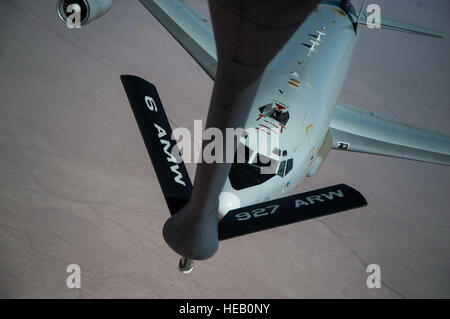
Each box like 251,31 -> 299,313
0,0 -> 449,298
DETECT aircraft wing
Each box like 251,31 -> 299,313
359,10 -> 444,39
138,0 -> 218,79
329,102 -> 450,166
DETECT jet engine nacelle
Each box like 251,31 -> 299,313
57,0 -> 114,26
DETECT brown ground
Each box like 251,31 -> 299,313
0,0 -> 449,298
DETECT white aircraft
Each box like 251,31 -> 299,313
58,0 -> 449,273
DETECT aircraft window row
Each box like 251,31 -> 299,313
229,144 -> 280,190
286,158 -> 293,175
277,158 -> 293,177
259,103 -> 290,126
229,161 -> 276,190
277,161 -> 286,177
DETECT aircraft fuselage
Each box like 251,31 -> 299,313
219,3 -> 358,216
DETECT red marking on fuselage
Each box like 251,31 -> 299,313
260,124 -> 277,134
264,120 -> 279,128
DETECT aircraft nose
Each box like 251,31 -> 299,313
218,192 -> 241,218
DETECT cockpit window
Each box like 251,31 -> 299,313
285,159 -> 293,175
259,102 -> 290,125
229,162 -> 275,190
229,143 -> 279,190
277,158 -> 294,177
277,160 -> 286,177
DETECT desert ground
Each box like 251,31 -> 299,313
0,0 -> 449,298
